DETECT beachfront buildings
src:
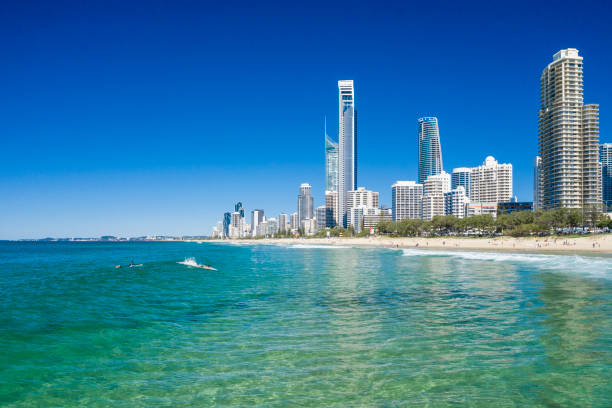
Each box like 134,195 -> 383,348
600,144 -> 612,209
539,48 -> 601,210
347,187 -> 379,209
251,209 -> 264,237
278,213 -> 289,233
418,117 -> 443,184
392,181 -> 423,221
290,212 -> 299,231
325,190 -> 338,228
346,187 -> 380,232
451,167 -> 471,198
422,172 -> 451,220
465,202 -> 498,218
363,208 -> 393,232
315,206 -> 327,231
338,80 -> 356,228
470,156 -> 513,203
297,183 -> 314,223
444,186 -> 469,218
533,156 -> 542,210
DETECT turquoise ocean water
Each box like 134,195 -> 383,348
1,241 -> 611,406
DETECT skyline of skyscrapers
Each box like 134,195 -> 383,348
338,80 -> 356,228
213,48 -> 609,237
418,117 -> 443,185
538,48 -> 601,210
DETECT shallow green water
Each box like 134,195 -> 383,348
1,241 -> 611,406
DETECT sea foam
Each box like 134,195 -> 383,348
401,249 -> 612,278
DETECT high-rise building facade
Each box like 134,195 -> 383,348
533,156 -> 542,210
234,202 -> 244,218
251,209 -> 264,237
347,187 -> 379,210
325,121 -> 339,193
222,212 -> 231,237
422,172 -> 450,220
290,212 -> 299,231
451,167 -> 471,198
338,80 -> 356,227
600,144 -> 612,209
325,190 -> 338,228
539,48 -> 601,209
470,156 -> 513,203
418,117 -> 443,184
297,183 -> 314,223
444,186 -> 469,218
392,181 -> 423,221
315,206 -> 327,232
278,213 -> 289,233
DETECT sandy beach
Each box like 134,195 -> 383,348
208,235 -> 612,253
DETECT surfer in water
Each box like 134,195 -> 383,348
115,260 -> 143,268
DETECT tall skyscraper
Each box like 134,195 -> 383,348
600,144 -> 612,209
533,156 -> 542,210
290,212 -> 299,231
338,80 -> 356,227
325,190 -> 338,228
325,118 -> 339,193
251,209 -> 264,237
451,167 -> 472,198
470,156 -> 513,203
222,212 -> 231,237
418,117 -> 443,185
539,48 -> 602,209
297,183 -> 314,223
278,213 -> 289,233
392,181 -> 423,221
234,202 -> 244,218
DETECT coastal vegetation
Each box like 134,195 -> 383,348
372,207 -> 609,237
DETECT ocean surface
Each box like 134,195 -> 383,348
1,241 -> 611,407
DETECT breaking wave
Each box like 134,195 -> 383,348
401,249 -> 612,278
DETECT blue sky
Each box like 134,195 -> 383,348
1,0 -> 611,239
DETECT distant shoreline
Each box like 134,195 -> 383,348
203,235 -> 612,253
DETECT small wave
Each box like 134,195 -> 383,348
178,257 -> 200,267
401,249 -> 612,278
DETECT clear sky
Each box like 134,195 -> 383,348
1,0 -> 611,239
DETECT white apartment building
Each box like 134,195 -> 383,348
470,156 -> 513,203
422,172 -> 450,220
392,181 -> 423,221
444,186 -> 469,218
465,202 -> 498,218
539,48 -> 601,209
347,187 -> 379,209
290,212 -> 299,231
452,167 -> 472,198
278,213 -> 289,233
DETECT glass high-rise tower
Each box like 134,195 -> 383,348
539,48 -> 601,209
338,80 -> 356,227
418,117 -> 443,185
324,118 -> 339,192
297,183 -> 314,223
600,144 -> 612,209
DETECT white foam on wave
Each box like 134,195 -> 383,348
177,257 -> 200,267
401,249 -> 612,278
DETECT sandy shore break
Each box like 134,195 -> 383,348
206,235 -> 612,253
